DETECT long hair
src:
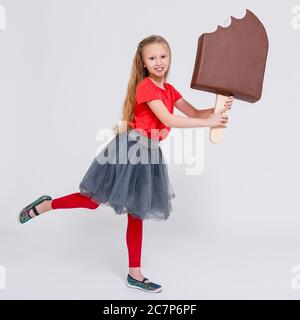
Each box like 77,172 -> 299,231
112,35 -> 172,135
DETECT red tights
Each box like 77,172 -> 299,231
51,192 -> 142,268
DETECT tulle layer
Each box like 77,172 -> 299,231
79,129 -> 175,221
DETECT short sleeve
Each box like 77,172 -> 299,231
171,85 -> 183,102
135,80 -> 162,105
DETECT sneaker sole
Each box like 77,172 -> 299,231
126,281 -> 163,293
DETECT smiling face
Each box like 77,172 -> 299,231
142,42 -> 170,81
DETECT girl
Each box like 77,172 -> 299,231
18,35 -> 233,293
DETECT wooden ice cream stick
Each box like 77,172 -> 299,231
210,93 -> 231,144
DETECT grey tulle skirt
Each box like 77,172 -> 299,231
79,129 -> 175,221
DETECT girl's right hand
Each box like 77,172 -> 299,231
206,108 -> 228,128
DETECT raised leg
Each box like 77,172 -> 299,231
51,192 -> 100,210
28,192 -> 99,217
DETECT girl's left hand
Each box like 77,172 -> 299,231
225,95 -> 234,111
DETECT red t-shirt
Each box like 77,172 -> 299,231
129,77 -> 183,141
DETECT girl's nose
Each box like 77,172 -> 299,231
156,58 -> 163,65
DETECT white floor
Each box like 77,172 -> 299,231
1,208 -> 300,300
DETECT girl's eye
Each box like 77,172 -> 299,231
150,56 -> 167,60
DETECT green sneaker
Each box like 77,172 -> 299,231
18,195 -> 52,224
126,274 -> 163,293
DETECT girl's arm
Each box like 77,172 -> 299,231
147,100 -> 209,128
175,97 -> 214,118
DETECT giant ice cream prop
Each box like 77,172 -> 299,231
190,9 -> 269,143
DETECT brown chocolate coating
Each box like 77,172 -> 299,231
190,9 -> 269,103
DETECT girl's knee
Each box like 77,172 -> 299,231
87,200 -> 100,209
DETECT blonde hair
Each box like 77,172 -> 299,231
112,35 -> 172,135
